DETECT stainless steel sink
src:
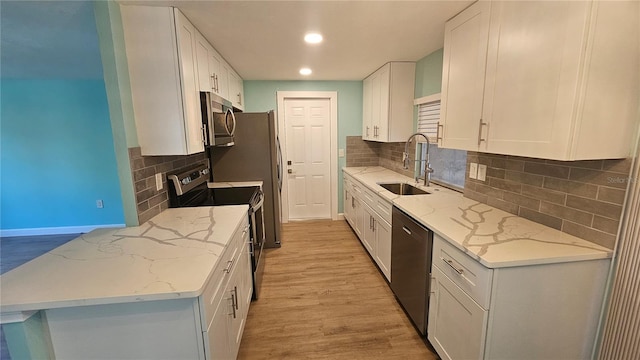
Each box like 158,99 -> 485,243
378,183 -> 429,195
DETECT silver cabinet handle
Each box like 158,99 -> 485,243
229,292 -> 236,319
210,75 -> 215,91
215,74 -> 219,92
366,126 -> 370,137
233,286 -> 239,310
402,226 -> 411,235
436,123 -> 443,144
201,125 -> 206,144
223,259 -> 233,273
443,258 -> 464,275
477,118 -> 488,146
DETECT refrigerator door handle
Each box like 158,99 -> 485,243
276,136 -> 283,194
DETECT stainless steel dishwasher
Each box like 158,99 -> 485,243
391,206 -> 434,336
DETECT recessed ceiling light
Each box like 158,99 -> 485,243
304,33 -> 323,44
300,68 -> 312,76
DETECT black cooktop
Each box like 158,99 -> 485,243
168,182 -> 260,208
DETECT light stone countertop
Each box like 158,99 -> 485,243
0,206 -> 248,313
343,166 -> 612,268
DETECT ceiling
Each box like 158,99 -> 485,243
0,1 -> 472,81
120,0 -> 473,80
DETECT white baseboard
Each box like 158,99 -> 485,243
0,224 -> 125,237
336,213 -> 345,220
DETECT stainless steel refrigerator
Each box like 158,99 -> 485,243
209,111 -> 282,248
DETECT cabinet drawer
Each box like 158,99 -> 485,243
362,187 -> 376,210
375,197 -> 392,224
432,234 -> 493,309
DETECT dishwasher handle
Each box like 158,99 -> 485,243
402,226 -> 412,235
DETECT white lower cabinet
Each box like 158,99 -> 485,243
45,216 -> 252,360
428,234 -> 610,360
202,219 -> 251,360
343,172 -> 392,281
428,265 -> 488,360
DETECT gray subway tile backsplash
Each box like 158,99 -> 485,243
128,147 -> 208,225
466,152 -> 631,249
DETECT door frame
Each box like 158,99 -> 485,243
277,91 -> 338,223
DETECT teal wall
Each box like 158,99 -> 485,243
244,81 -> 363,213
0,1 -> 125,231
0,79 -> 125,229
414,48 -> 444,98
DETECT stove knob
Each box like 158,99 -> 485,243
201,169 -> 209,175
181,177 -> 191,185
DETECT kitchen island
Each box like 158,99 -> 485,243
343,166 -> 612,360
0,205 -> 251,359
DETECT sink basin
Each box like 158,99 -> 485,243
378,183 -> 429,195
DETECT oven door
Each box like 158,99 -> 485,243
249,193 -> 265,299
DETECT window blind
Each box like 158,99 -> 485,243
416,100 -> 440,142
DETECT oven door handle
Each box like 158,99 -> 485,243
250,195 -> 265,214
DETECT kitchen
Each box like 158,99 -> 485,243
1,0 -> 639,359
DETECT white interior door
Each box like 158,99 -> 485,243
284,98 -> 332,220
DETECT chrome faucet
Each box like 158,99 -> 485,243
403,132 -> 434,187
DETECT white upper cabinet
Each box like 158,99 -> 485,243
440,1 -> 639,160
195,31 -> 223,96
362,62 -> 416,142
121,6 -> 204,156
228,69 -> 244,111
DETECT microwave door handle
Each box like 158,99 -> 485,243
227,109 -> 236,136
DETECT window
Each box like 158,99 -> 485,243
414,94 -> 467,191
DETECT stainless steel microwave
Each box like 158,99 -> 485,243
200,92 -> 235,147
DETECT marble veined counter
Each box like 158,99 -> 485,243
0,206 -> 248,313
344,166 -> 612,268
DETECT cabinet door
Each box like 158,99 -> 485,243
428,266 -> 488,360
376,64 -> 391,141
361,205 -> 376,256
195,32 -> 213,92
227,255 -> 245,360
219,63 -> 230,101
344,187 -> 353,225
208,51 -> 222,96
204,289 -> 232,360
440,1 -> 491,151
373,215 -> 391,281
229,71 -> 244,111
370,70 -> 382,141
362,77 -> 373,140
482,1 -> 590,158
353,196 -> 365,240
174,9 -> 204,155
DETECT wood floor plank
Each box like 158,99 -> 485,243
238,220 -> 438,360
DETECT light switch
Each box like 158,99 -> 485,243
469,163 -> 478,180
477,164 -> 487,182
338,149 -> 345,158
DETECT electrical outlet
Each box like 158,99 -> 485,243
469,162 -> 478,179
338,149 -> 345,158
96,200 -> 104,209
155,173 -> 163,191
477,164 -> 487,182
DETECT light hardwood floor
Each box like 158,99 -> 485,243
238,220 -> 438,360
